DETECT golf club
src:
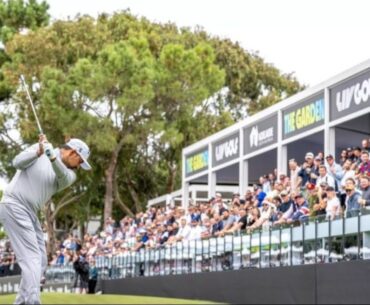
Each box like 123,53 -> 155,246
19,75 -> 44,135
19,75 -> 52,157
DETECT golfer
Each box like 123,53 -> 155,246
0,135 -> 91,304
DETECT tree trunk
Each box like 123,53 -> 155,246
44,201 -> 56,261
166,162 -> 177,193
43,193 -> 84,259
125,176 -> 143,213
104,137 -> 126,222
114,169 -> 135,218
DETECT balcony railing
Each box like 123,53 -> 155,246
45,208 -> 370,283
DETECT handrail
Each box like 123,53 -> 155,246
45,208 -> 370,283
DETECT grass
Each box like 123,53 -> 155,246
0,293 -> 217,304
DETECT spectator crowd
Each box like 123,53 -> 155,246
1,138 -> 370,291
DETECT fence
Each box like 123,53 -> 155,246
45,209 -> 370,284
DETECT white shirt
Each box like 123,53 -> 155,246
188,225 -> 202,241
290,166 -> 301,192
176,225 -> 191,240
340,170 -> 355,193
316,174 -> 336,189
326,197 -> 340,219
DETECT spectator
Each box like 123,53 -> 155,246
311,156 -> 322,182
362,139 -> 370,153
260,175 -> 271,194
316,165 -> 336,189
339,149 -> 348,166
188,219 -> 202,241
254,186 -> 266,208
55,249 -> 65,266
176,218 -> 191,242
359,176 -> 370,207
226,208 -> 249,234
325,187 -> 341,220
88,259 -> 98,294
345,184 -> 362,218
216,210 -> 236,237
287,193 -> 310,224
306,185 -> 321,217
73,253 -> 89,294
347,147 -> 354,163
268,173 -> 276,186
278,191 -> 293,214
248,200 -> 275,231
353,147 -> 362,166
298,152 -> 315,190
325,154 -> 343,191
201,218 -> 212,239
339,159 -> 356,207
211,214 -> 224,236
357,151 -> 370,178
133,228 -> 149,251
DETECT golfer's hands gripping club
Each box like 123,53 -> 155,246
37,134 -> 56,161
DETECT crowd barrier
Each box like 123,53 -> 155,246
44,208 -> 370,284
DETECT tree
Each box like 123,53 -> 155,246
0,0 -> 49,101
1,11 -> 303,228
0,0 -> 50,175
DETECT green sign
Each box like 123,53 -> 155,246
186,149 -> 209,177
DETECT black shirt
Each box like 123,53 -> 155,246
238,215 -> 248,230
279,200 -> 293,214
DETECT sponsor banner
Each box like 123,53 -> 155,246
212,132 -> 240,167
283,93 -> 325,139
0,276 -> 73,295
244,115 -> 278,155
330,69 -> 370,121
185,148 -> 209,177
0,276 -> 21,295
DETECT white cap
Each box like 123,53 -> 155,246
66,138 -> 91,171
305,152 -> 314,159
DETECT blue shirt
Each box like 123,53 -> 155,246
257,192 -> 266,208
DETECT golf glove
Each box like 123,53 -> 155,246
43,142 -> 56,161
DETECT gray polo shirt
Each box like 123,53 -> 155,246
1,144 -> 76,213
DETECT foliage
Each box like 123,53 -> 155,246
0,11 -> 303,226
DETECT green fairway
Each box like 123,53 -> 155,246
0,293 -> 217,304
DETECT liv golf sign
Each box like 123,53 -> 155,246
330,69 -> 370,121
212,132 -> 239,167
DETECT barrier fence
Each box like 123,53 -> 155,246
45,209 -> 370,284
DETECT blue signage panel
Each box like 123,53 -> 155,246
185,148 -> 209,177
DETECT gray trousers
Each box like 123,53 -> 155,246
0,201 -> 47,305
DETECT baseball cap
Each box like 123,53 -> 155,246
280,191 -> 289,197
65,139 -> 91,170
307,183 -> 316,190
326,186 -> 335,192
138,228 -> 147,234
295,193 -> 304,199
305,152 -> 314,159
326,154 -> 334,160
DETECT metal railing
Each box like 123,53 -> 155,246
45,209 -> 370,283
